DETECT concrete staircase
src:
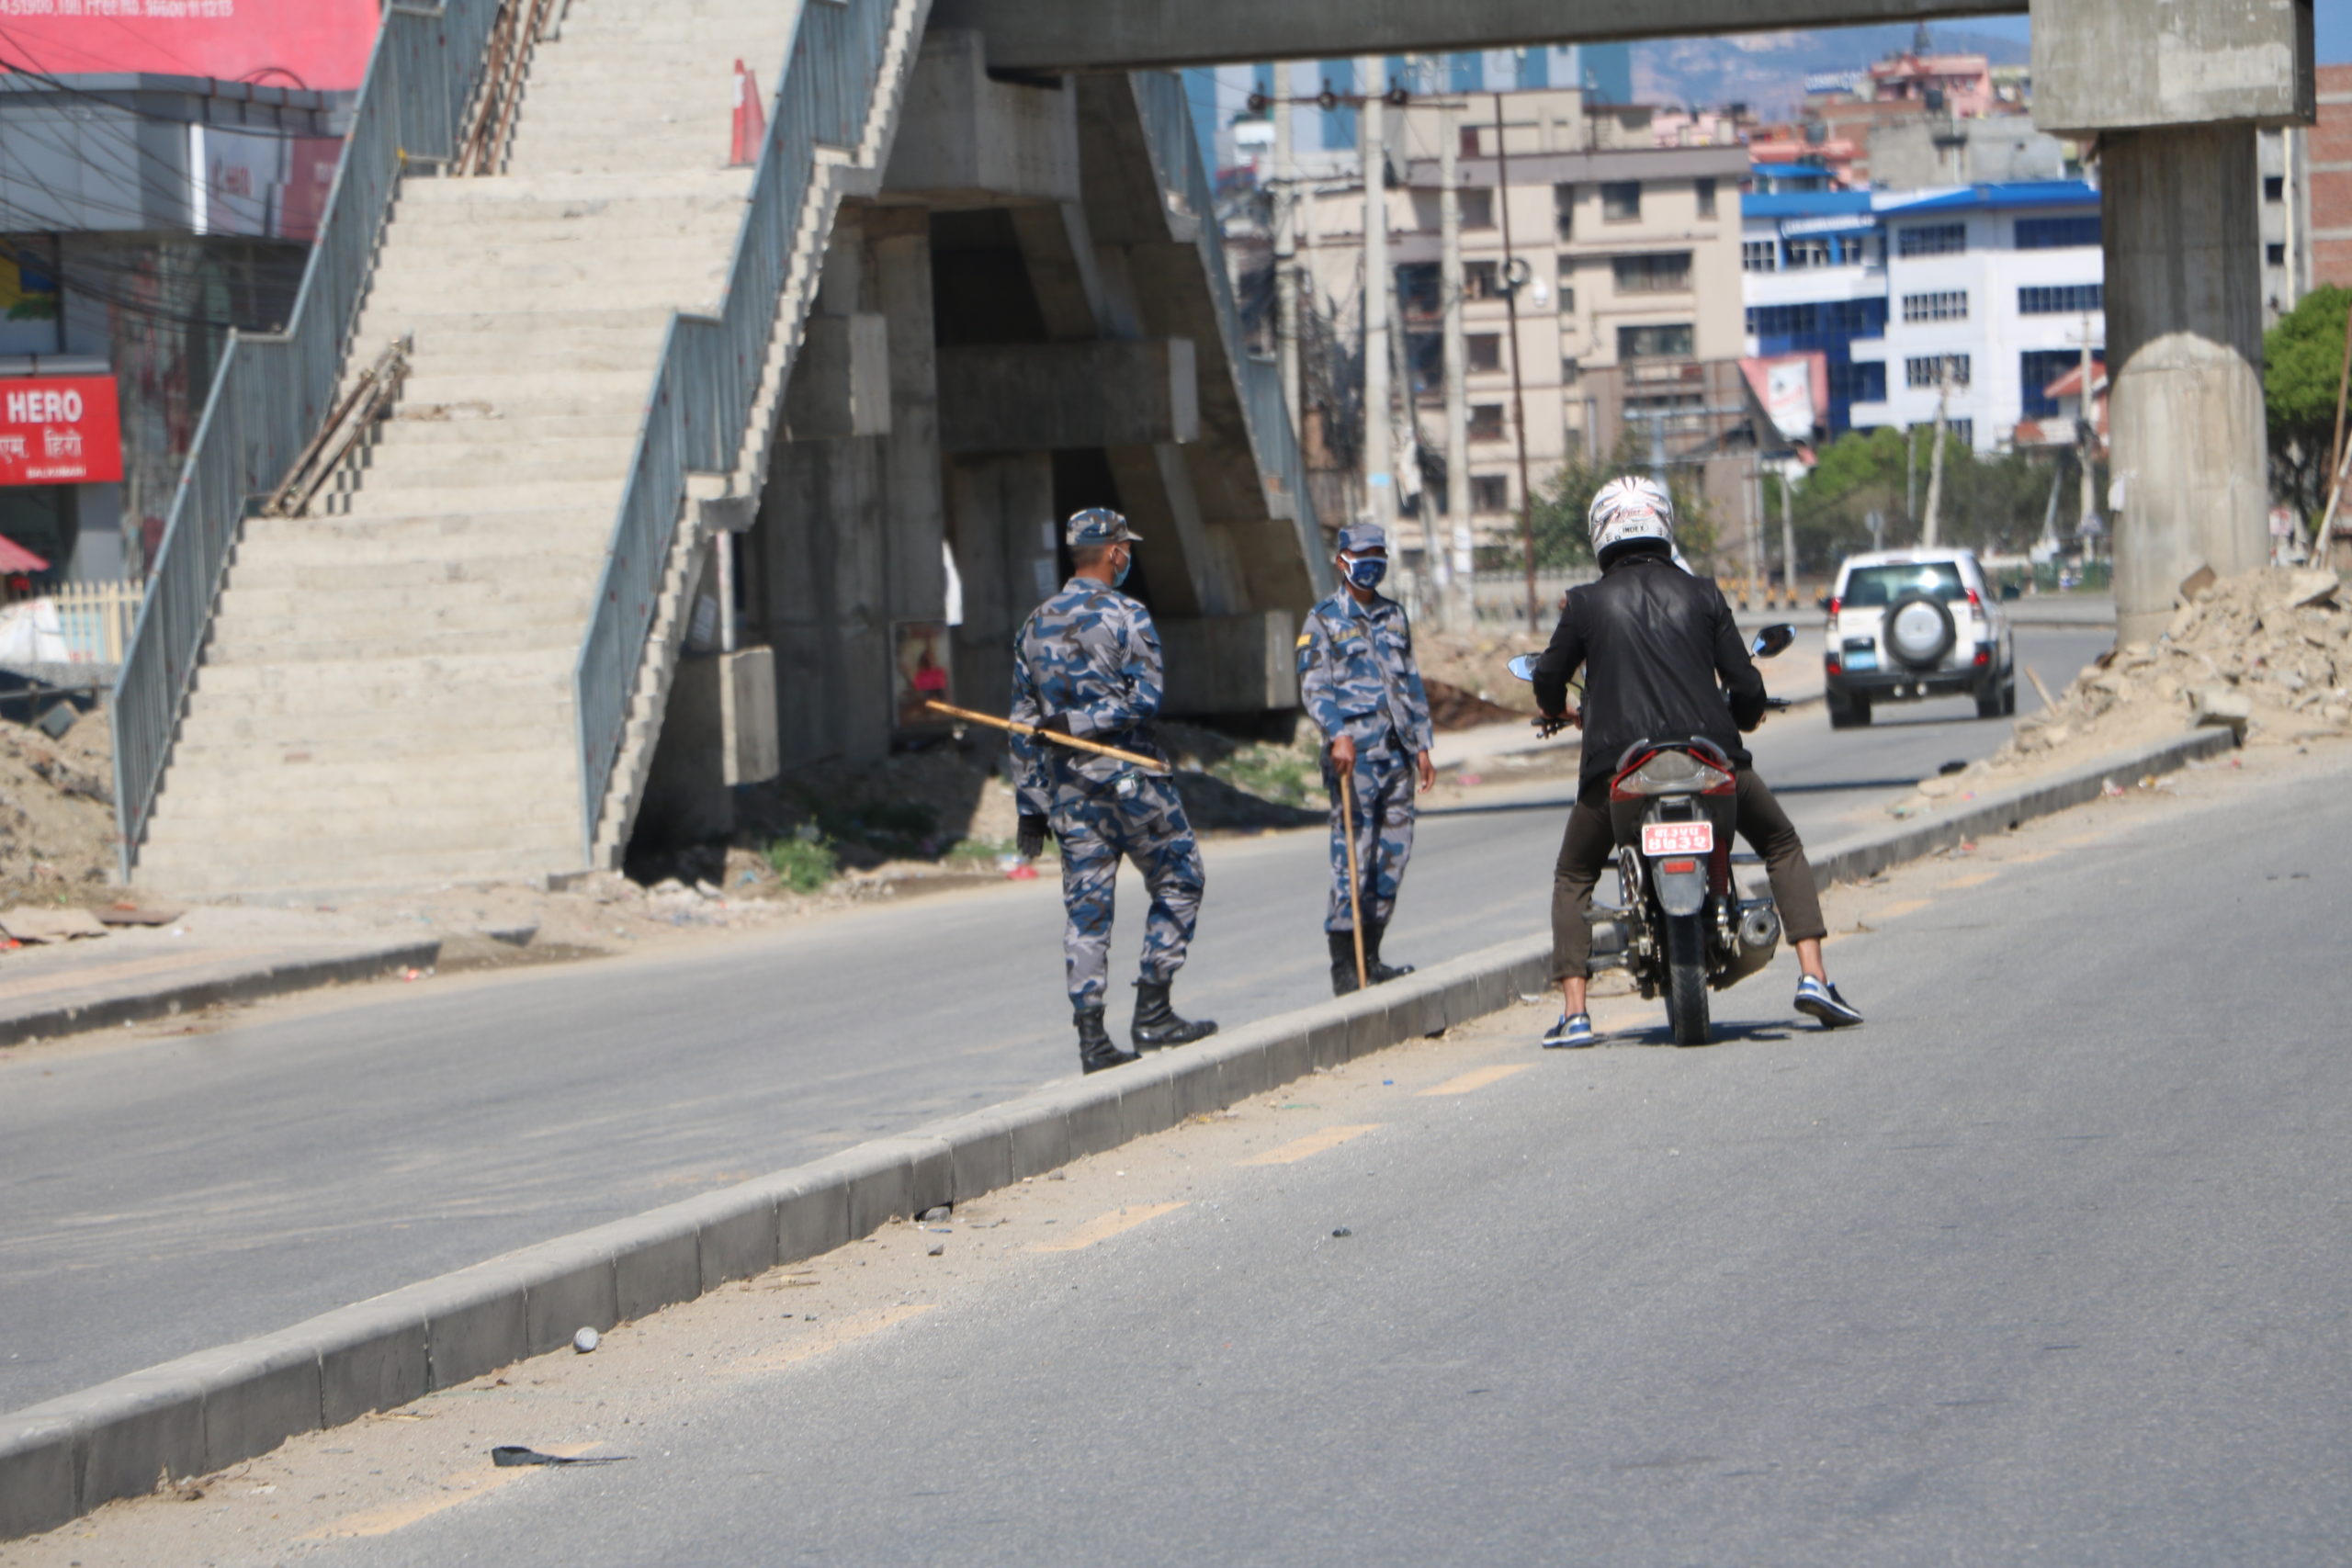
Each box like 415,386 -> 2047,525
132,0 -> 892,897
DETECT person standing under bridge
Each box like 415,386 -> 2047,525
1011,508 -> 1218,1074
1297,521 -> 1438,996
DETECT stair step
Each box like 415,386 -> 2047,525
242,507 -> 611,549
320,479 -> 628,518
348,443 -> 639,486
398,168 -> 752,206
192,646 -> 575,691
177,701 -> 575,746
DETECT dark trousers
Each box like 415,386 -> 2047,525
1550,769 -> 1828,983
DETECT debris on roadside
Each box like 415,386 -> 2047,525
1883,567 -> 2350,818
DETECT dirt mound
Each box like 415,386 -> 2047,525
1886,568 -> 2348,817
1424,678 -> 1527,732
0,708 -> 120,904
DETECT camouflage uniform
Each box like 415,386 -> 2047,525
1011,578 -> 1204,1010
1297,571 -> 1435,934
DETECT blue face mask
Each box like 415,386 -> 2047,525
1342,553 -> 1387,591
1112,547 -> 1133,589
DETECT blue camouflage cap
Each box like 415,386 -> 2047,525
1336,521 -> 1388,554
1066,508 -> 1142,547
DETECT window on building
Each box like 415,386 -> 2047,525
1742,239 -> 1779,273
2013,215 -> 2100,250
2265,175 -> 2285,203
1626,391 -> 1705,433
1464,259 -> 1502,299
1554,183 -> 1576,240
2018,283 -> 2103,315
1948,417 -> 1973,446
1555,256 -> 1575,313
2018,348 -> 2080,419
1468,403 -> 1507,441
1471,473 -> 1512,512
1460,187 -> 1494,230
1396,262 -> 1442,318
1619,322 -> 1695,361
1901,290 -> 1969,323
1695,176 -> 1717,219
1466,333 -> 1503,373
1905,353 -> 1971,389
1601,180 -> 1641,222
1783,236 -> 1834,269
1406,332 -> 1444,398
1895,222 -> 1967,257
1612,252 -> 1692,294
1560,358 -> 1580,386
2267,242 -> 2288,266
1460,124 -> 1481,159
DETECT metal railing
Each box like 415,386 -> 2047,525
109,0 -> 505,876
572,0 -> 901,854
1127,71 -> 1330,598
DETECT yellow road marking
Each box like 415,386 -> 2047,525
1241,1123 -> 1384,1166
1031,1201 -> 1186,1253
1872,898 -> 1932,919
1945,870 -> 2001,888
1419,1063 -> 1532,1097
735,1303 -> 935,1375
303,1443 -> 594,1540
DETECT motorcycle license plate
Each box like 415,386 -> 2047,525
1641,821 -> 1714,857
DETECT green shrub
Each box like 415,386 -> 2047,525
767,828 -> 840,892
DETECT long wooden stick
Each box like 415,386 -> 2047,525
923,700 -> 1171,774
1340,770 -> 1368,990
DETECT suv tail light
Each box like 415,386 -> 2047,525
1827,596 -> 1842,619
1964,587 -> 1984,618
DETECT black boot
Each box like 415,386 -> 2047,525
1131,980 -> 1217,1049
1329,930 -> 1363,997
1077,1006 -> 1139,1074
1364,920 -> 1415,985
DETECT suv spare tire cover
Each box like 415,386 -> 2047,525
1884,592 -> 1956,670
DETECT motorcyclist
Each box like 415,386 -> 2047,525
1531,476 -> 1862,1047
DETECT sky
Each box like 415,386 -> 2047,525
1931,12 -> 2348,64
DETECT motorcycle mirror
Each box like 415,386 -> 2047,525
1507,654 -> 1542,682
1750,624 -> 1797,660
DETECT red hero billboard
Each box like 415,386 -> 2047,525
0,376 -> 125,486
0,1 -> 380,93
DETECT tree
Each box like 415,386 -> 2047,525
1781,426 -> 2064,572
2264,284 -> 2351,522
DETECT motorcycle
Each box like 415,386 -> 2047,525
1508,625 -> 1798,1046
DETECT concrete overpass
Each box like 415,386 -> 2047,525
941,0 -> 2321,644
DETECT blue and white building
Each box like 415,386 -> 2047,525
1848,181 -> 2105,452
1742,178 -> 2105,453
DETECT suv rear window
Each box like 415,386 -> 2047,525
1841,562 -> 1966,607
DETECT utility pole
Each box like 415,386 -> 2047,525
1360,58 -> 1394,536
1440,96 -> 1471,631
1905,423 -> 1920,536
1780,461 -> 1798,606
1272,67 -> 1299,434
1746,456 -> 1766,602
1493,91 -> 1537,630
1922,375 -> 1950,548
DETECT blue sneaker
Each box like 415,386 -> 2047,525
1542,1011 -> 1598,1048
1795,976 -> 1863,1029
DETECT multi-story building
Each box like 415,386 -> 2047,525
1740,185 -> 1889,436
2313,64 -> 2352,289
1848,181 -> 2106,454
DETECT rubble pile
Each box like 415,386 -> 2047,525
0,710 -> 120,903
2004,568 -> 2350,765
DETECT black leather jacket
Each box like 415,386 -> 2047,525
1532,547 -> 1768,795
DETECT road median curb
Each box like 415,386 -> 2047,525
0,724 -> 2233,1542
0,939 -> 443,1051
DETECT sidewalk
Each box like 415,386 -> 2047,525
0,908 -> 437,1048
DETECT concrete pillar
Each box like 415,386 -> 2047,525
2103,124 -> 2269,644
945,453 -> 1057,719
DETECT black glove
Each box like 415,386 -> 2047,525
1038,713 -> 1073,737
1017,814 -> 1049,860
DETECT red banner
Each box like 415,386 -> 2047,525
0,376 -> 125,486
0,1 -> 380,93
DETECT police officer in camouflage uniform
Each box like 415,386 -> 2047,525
1296,522 -> 1438,996
1011,508 -> 1218,1074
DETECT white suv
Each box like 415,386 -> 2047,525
1822,548 -> 2015,728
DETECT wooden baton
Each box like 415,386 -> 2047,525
923,700 -> 1173,774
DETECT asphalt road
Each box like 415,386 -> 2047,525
292,747 -> 2352,1568
0,630 -> 2113,1414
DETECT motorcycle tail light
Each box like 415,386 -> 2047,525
1611,748 -> 1736,800
1658,858 -> 1699,874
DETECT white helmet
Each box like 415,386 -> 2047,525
1589,475 -> 1676,564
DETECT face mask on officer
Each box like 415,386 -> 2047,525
1111,544 -> 1133,589
1340,551 -> 1387,592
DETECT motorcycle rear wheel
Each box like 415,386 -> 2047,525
1663,911 -> 1712,1045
